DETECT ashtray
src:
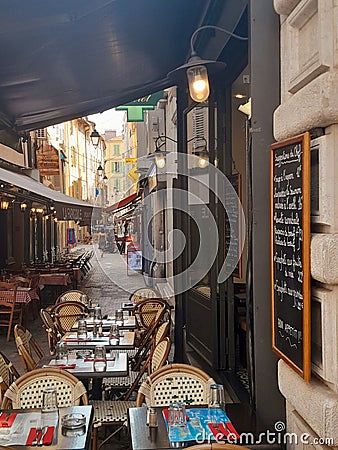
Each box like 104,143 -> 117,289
61,413 -> 86,429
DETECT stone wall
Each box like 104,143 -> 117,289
273,0 -> 338,448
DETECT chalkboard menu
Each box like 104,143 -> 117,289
225,174 -> 242,278
270,132 -> 311,381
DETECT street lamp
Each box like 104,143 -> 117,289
90,129 -> 100,148
168,25 -> 248,103
97,164 -> 104,177
147,135 -> 176,169
192,137 -> 209,168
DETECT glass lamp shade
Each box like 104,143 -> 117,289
97,164 -> 104,177
0,199 -> 10,210
90,129 -> 100,148
187,65 -> 210,103
198,155 -> 209,169
155,154 -> 166,169
20,202 -> 28,212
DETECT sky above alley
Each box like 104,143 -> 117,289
88,109 -> 125,135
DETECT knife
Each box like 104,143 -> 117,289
37,426 -> 48,446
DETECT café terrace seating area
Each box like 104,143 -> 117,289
0,260 -> 258,450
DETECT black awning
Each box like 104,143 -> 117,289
0,0 -> 209,132
0,2 -> 249,133
0,166 -> 99,225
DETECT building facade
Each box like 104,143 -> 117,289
274,0 -> 338,446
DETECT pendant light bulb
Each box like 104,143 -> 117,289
198,155 -> 209,169
155,154 -> 166,169
187,65 -> 210,103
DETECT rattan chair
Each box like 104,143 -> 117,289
0,282 -> 22,341
136,363 -> 215,407
40,308 -> 60,354
50,300 -> 89,334
102,315 -> 169,396
14,324 -> 44,372
55,290 -> 88,304
104,336 -> 171,399
133,299 -> 168,349
134,298 -> 168,329
8,276 -> 40,320
91,337 -> 171,450
1,367 -> 88,409
0,351 -> 20,404
129,287 -> 160,304
131,320 -> 170,371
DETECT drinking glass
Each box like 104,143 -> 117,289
89,307 -> 95,319
42,388 -> 58,413
109,325 -> 120,345
115,309 -> 124,324
77,319 -> 87,339
93,345 -> 107,372
80,294 -> 89,306
55,341 -> 68,362
168,402 -> 187,429
94,306 -> 102,321
208,384 -> 225,423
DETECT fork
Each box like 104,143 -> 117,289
31,427 -> 42,446
37,426 -> 48,446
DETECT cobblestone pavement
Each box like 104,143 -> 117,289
0,243 -> 149,375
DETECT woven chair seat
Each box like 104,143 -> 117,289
90,400 -> 137,450
110,349 -> 137,358
103,370 -> 146,389
91,400 -> 136,425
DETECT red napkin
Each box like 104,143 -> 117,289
48,363 -> 76,369
208,422 -> 240,441
26,426 -> 55,445
162,409 -> 189,422
0,412 -> 17,427
84,357 -> 115,362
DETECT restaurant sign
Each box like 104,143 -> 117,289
36,143 -> 60,176
55,202 -> 95,226
116,91 -> 163,122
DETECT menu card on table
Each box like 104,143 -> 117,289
163,408 -> 240,443
0,412 -> 56,447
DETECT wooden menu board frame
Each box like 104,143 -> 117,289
270,132 -> 311,381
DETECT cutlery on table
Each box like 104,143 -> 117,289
37,426 -> 48,446
31,428 -> 42,446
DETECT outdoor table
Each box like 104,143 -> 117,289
39,273 -> 72,286
122,302 -> 135,315
60,330 -> 135,351
0,287 -> 38,326
40,352 -> 128,400
0,287 -> 38,304
0,405 -> 93,449
71,316 -> 136,331
128,404 -> 277,450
